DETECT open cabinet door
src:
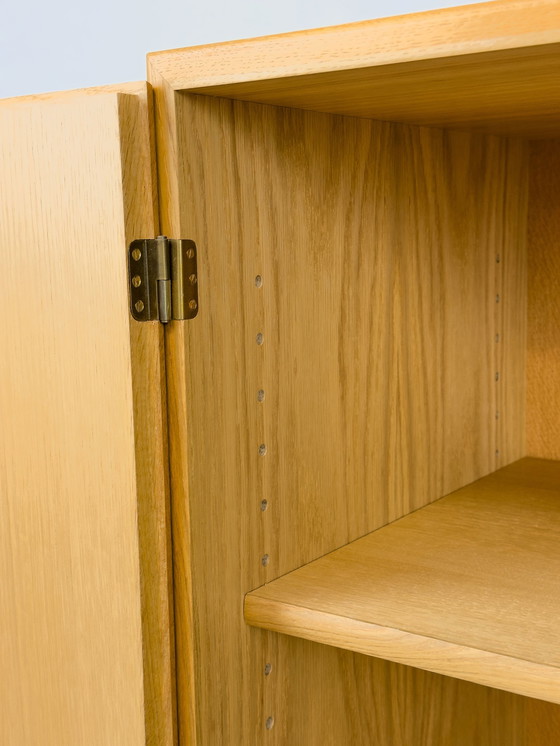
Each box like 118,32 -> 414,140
0,85 -> 175,745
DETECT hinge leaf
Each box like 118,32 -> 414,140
128,237 -> 199,323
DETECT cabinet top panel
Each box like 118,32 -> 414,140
148,0 -> 560,138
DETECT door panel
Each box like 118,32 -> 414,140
0,86 -> 174,745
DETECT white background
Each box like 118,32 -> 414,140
0,0 -> 487,99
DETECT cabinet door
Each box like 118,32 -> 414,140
0,85 -> 174,746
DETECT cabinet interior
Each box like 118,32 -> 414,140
177,87 -> 559,548
168,35 -> 560,735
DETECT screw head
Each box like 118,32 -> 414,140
132,275 -> 142,288
186,248 -> 195,259
131,248 -> 142,261
189,273 -> 198,285
188,299 -> 198,310
134,300 -> 145,313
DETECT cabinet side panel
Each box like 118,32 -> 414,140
168,92 -> 528,744
527,140 -> 560,458
119,90 -> 177,746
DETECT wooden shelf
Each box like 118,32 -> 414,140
245,458 -> 560,704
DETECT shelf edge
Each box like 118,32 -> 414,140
245,593 -> 560,704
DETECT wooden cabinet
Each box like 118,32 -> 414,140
2,1 -> 560,744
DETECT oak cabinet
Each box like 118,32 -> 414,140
2,1 -> 560,744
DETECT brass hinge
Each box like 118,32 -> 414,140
128,236 -> 199,323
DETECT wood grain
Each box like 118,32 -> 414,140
496,152 -> 529,468
119,89 -> 177,746
148,0 -> 560,137
0,87 -> 175,744
1,81 -> 158,106
246,458 -> 560,704
271,639 -> 527,746
148,69 -> 199,746
527,141 -> 560,460
151,85 -> 529,744
525,697 -> 560,745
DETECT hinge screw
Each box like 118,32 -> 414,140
135,300 -> 144,313
131,275 -> 142,288
189,274 -> 198,285
131,248 -> 142,261
186,248 -> 195,259
188,300 -> 198,310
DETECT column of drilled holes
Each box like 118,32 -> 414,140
495,251 -> 503,468
255,271 -> 275,736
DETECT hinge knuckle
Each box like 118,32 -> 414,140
158,279 -> 172,323
128,236 -> 199,323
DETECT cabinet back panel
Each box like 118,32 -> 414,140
166,92 -> 529,744
527,140 -> 560,458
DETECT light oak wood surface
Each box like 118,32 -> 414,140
1,81 -> 158,105
172,92 -> 528,584
148,0 -> 560,137
272,640 -> 560,746
148,66 -> 199,746
527,141 -> 560,460
121,88 -> 177,746
145,5 -> 559,740
2,4 -> 559,743
148,72 -> 530,741
246,458 -> 560,705
272,640 -> 529,746
0,86 -> 175,745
